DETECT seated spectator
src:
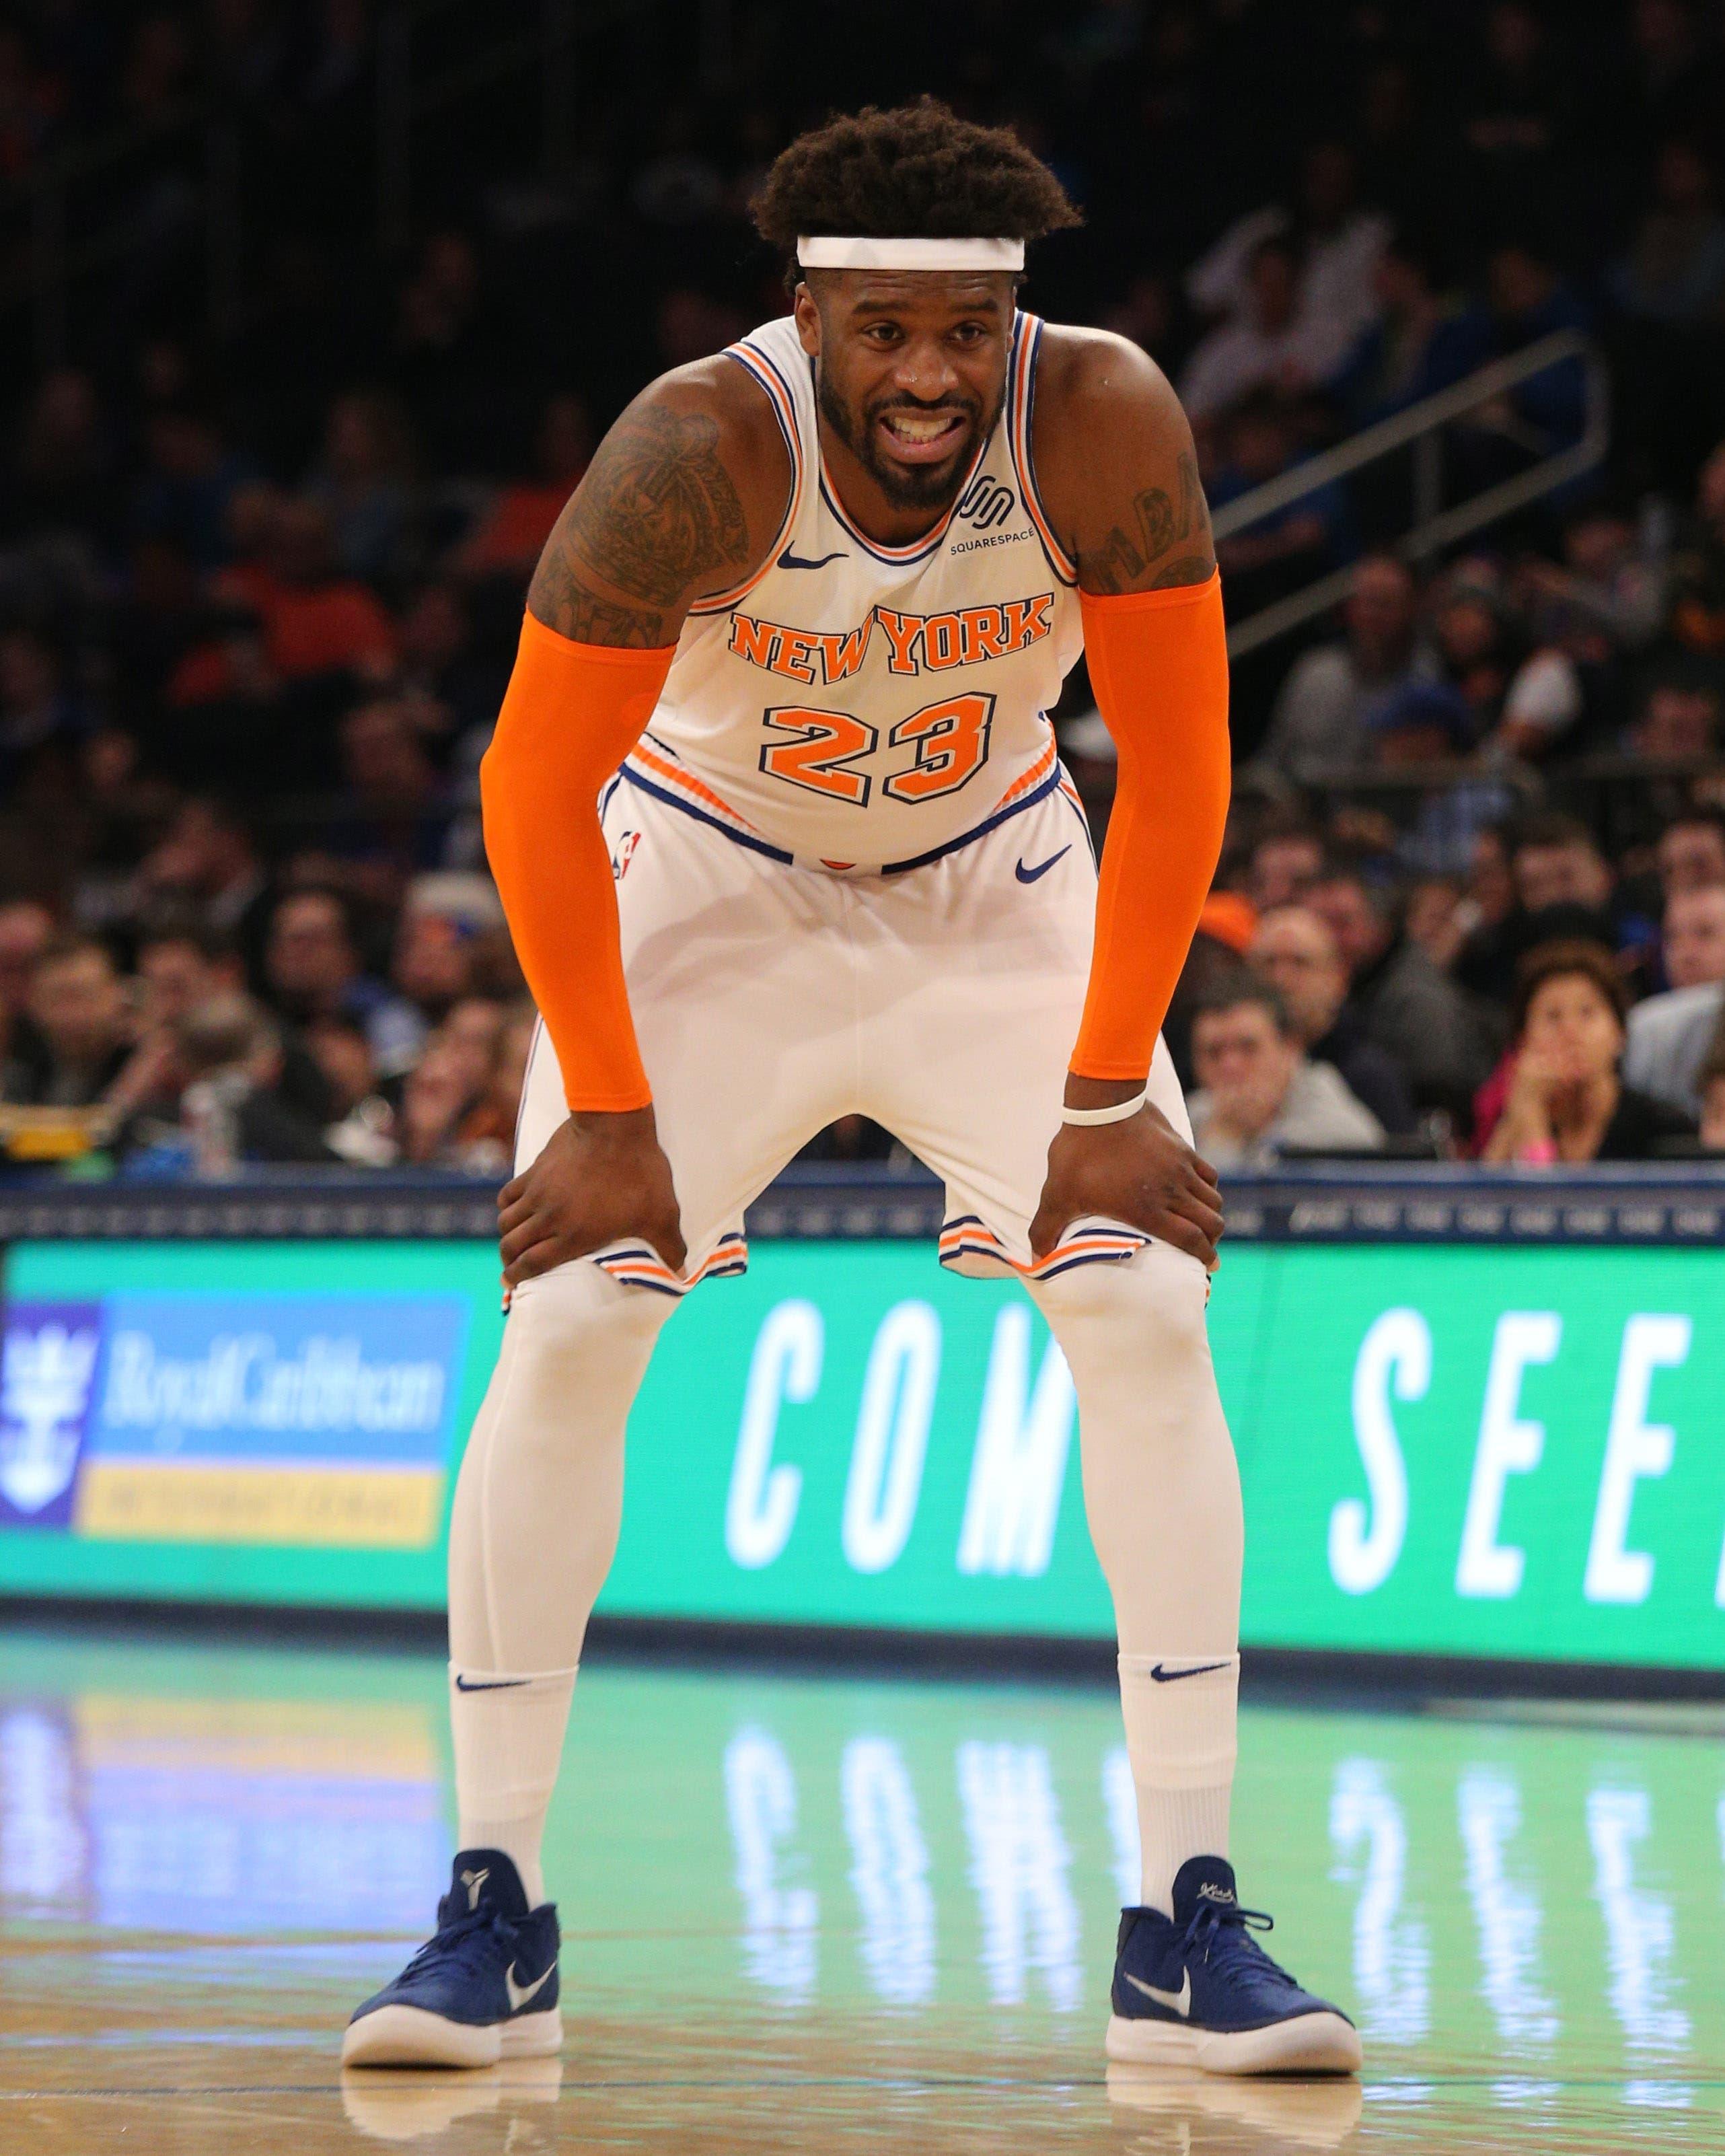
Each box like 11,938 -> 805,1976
0,898 -> 52,1067
3,933 -> 131,1106
131,402 -> 254,571
173,992 -> 336,1168
133,795 -> 270,980
1699,1033 -> 1725,1151
1184,141 -> 1389,394
1483,940 -> 1695,1163
264,888 -> 419,1077
394,1037 -> 486,1168
171,498 -> 397,702
1207,394 -> 1350,598
307,390 -> 416,582
1187,980 -> 1385,1168
1257,555 -> 1436,781
1666,437 -> 1725,658
1246,818 -> 1325,912
1622,882 -> 1725,1113
388,904 -> 476,1066
452,392 -> 593,585
1249,904 -> 1417,1132
1180,240 -> 1332,424
1329,227 -> 1483,428
1517,505 -> 1666,659
1308,866 -> 1498,1115
1456,810 -> 1621,1005
1609,137 -> 1725,324
135,917 -> 244,1027
0,626 -> 91,794
1656,807 -> 1725,901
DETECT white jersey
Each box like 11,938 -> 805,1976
626,310 -> 1083,873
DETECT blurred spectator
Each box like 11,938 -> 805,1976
0,628 -> 90,793
135,917 -> 244,1026
264,888 -> 418,1074
174,991 -> 335,1167
134,795 -> 270,974
3,933 -> 130,1106
1187,980 -> 1385,1167
1699,1028 -> 1725,1149
174,498 -> 397,702
1330,228 -> 1483,427
4,369 -> 114,546
308,391 -> 417,581
1622,882 -> 1725,1112
453,393 -> 593,585
395,1037 -> 484,1167
1181,241 -> 1331,423
1668,437 -> 1725,656
1249,904 -> 1418,1133
1208,395 -> 1349,609
1483,939 -> 1695,1161
1185,141 -> 1389,387
0,898 -> 52,1068
1309,866 -> 1498,1112
1655,807 -> 1725,899
1258,556 -> 1436,781
1246,820 -> 1325,912
1609,137 -> 1725,322
132,403 -> 253,571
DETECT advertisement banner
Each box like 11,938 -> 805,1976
1,1235 -> 1721,1669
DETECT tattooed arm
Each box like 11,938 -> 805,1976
527,359 -> 790,648
1031,329 -> 1216,596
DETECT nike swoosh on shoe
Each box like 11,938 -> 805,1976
505,1960 -> 556,2013
1126,1970 -> 1192,2017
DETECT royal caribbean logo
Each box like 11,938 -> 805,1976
0,1301 -> 102,1526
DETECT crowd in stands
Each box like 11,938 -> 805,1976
1,0 -> 1724,1174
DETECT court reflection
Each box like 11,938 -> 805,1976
0,1633 -> 1722,2151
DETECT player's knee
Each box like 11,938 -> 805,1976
499,1263 -> 667,1401
1041,1239 -> 1209,1343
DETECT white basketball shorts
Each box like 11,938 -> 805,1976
513,762 -> 1192,1294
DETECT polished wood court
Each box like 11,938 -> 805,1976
0,1626 -> 1720,2152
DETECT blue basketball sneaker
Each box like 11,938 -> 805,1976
1107,1856 -> 1360,2075
342,1850 -> 561,2069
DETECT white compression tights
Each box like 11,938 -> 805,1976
447,1244 -> 1243,1915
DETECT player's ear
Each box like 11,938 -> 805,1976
792,283 -> 821,359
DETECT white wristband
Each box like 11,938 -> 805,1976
1060,1088 -> 1149,1126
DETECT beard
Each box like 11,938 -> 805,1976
817,373 -> 1002,513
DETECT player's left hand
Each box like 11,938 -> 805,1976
1029,1082 -> 1223,1271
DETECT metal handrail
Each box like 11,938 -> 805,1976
1212,330 -> 1611,659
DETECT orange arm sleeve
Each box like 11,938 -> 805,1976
1071,571 -> 1231,1081
480,612 -> 675,1112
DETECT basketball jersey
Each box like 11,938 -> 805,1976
626,310 -> 1083,872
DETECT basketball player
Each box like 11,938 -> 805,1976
344,100 -> 1360,2077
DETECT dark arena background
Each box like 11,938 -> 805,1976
3,2 -> 1725,2148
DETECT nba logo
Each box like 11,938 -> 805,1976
0,1302 -> 102,1527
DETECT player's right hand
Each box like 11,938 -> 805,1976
498,1108 -> 686,1287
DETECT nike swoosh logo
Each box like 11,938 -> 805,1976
505,1959 -> 555,2013
453,1675 -> 530,1692
1015,845 -> 1071,884
1149,1659 -> 1233,1682
1126,1969 -> 1192,2017
778,547 -> 846,571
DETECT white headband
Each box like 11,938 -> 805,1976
796,235 -> 1025,272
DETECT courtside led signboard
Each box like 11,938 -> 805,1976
1,1237 -> 1721,1669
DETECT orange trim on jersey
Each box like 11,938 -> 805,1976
1009,313 -> 1079,587
689,341 -> 807,616
628,735 -> 765,834
938,1216 -> 1149,1280
992,732 -> 1058,810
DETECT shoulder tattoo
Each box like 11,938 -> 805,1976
529,404 -> 751,642
1085,450 -> 1215,594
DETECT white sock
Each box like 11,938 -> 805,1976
1118,1652 -> 1239,1916
449,1662 -> 577,1908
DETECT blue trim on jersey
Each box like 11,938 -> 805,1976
619,762 -> 797,865
879,762 -> 1062,875
1013,314 -> 1081,589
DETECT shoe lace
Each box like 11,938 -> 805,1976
1180,1898 -> 1300,1988
401,1903 -> 517,1983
